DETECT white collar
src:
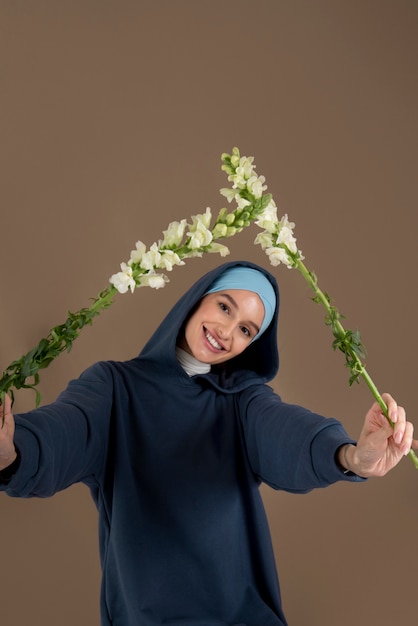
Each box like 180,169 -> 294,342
175,347 -> 211,377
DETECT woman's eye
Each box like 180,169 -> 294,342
219,302 -> 229,313
241,326 -> 251,337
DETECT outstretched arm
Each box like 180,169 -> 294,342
337,393 -> 417,477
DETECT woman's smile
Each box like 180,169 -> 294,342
203,327 -> 224,352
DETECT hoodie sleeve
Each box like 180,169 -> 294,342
238,385 -> 366,493
0,361 -> 114,498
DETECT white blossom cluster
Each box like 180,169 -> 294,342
221,151 -> 267,199
184,208 -> 229,258
109,147 -> 303,295
219,147 -> 303,269
109,208 -> 229,294
254,202 -> 303,269
220,155 -> 266,209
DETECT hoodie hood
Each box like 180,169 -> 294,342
137,260 -> 280,393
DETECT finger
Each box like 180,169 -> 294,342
399,422 -> 414,456
392,406 -> 407,444
382,393 -> 398,423
367,411 -> 396,448
411,438 -> 418,451
0,394 -> 13,425
2,393 -> 12,413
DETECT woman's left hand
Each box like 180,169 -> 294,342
340,393 -> 418,477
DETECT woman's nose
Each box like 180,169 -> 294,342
217,321 -> 234,339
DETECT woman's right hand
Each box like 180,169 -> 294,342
0,394 -> 17,471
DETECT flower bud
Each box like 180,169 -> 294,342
212,223 -> 228,238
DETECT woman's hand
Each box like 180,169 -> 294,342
0,394 -> 17,471
339,393 -> 417,477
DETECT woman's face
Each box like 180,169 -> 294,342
180,289 -> 265,365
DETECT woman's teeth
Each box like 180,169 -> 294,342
205,330 -> 223,350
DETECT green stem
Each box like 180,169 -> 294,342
0,285 -> 118,406
295,256 -> 418,469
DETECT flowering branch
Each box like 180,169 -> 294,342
224,150 -> 418,470
0,151 -> 271,409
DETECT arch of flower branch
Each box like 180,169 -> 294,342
1,148 -> 417,469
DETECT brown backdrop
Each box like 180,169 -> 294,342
1,2 -> 417,625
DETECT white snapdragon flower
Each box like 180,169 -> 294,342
265,246 -> 293,268
196,206 -> 212,228
162,219 -> 187,247
219,188 -> 237,203
129,240 -> 147,265
254,231 -> 274,250
140,272 -> 168,289
182,248 -> 204,258
159,250 -> 184,271
276,229 -> 298,254
229,174 -> 246,190
232,156 -> 256,184
110,262 -> 136,294
246,174 -> 267,199
188,226 -> 212,249
276,214 -> 299,254
187,207 -> 213,249
219,189 -> 251,211
236,155 -> 255,179
140,242 -> 162,271
254,199 -> 278,233
207,242 -> 230,257
229,158 -> 255,189
256,211 -> 303,269
235,195 -> 252,210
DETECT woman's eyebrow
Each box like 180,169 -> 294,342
221,293 -> 260,335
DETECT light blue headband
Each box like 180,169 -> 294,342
205,266 -> 276,340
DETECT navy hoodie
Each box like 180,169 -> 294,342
1,261 -> 363,626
